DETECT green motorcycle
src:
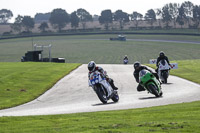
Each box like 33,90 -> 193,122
139,69 -> 163,97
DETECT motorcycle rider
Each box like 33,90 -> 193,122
123,55 -> 128,61
88,61 -> 118,90
133,61 -> 160,91
156,51 -> 171,73
123,55 -> 129,64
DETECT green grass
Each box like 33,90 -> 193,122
0,62 -> 80,109
147,59 -> 200,84
0,34 -> 200,63
0,101 -> 200,133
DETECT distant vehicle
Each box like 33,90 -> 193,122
110,35 -> 126,41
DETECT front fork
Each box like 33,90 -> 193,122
99,80 -> 113,97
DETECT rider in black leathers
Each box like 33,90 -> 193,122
88,61 -> 118,90
133,61 -> 160,91
156,51 -> 171,73
123,55 -> 128,60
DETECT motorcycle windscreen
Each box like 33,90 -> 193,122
139,69 -> 148,82
160,59 -> 166,65
139,69 -> 148,77
159,59 -> 169,70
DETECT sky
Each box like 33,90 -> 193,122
1,0 -> 200,22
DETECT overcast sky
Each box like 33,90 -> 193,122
1,0 -> 200,22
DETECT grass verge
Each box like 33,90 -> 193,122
0,34 -> 200,63
0,62 -> 80,109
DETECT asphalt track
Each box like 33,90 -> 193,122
0,64 -> 200,116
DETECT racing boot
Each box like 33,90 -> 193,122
109,78 -> 118,90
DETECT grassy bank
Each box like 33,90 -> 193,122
0,60 -> 200,132
0,34 -> 200,63
0,62 -> 80,109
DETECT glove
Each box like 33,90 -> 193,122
169,64 -> 172,70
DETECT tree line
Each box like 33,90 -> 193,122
0,1 -> 200,34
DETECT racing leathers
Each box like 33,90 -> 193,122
88,66 -> 118,90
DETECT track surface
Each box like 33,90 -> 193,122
0,64 -> 200,116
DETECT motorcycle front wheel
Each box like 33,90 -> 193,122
148,84 -> 160,97
162,71 -> 168,83
96,85 -> 108,104
111,91 -> 119,102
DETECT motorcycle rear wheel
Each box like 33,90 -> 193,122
164,78 -> 167,84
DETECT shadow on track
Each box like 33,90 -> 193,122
139,96 -> 163,100
162,83 -> 173,85
92,102 -> 118,106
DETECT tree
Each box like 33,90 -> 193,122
145,9 -> 156,28
182,1 -> 194,27
177,5 -> 186,28
49,8 -> 70,32
34,13 -> 50,23
11,15 -> 23,33
113,10 -> 130,30
162,5 -> 172,28
0,9 -> 13,23
38,22 -> 49,32
22,16 -> 35,32
131,11 -> 143,28
169,3 -> 180,28
156,8 -> 162,27
192,5 -> 200,28
70,11 -> 79,29
99,10 -> 113,30
77,8 -> 93,29
93,15 -> 99,21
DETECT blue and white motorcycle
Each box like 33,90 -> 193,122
88,71 -> 119,104
123,59 -> 129,64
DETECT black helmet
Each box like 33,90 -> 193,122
133,61 -> 141,70
88,61 -> 96,71
159,51 -> 165,57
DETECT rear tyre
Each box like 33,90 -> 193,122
164,78 -> 167,84
160,91 -> 163,97
96,85 -> 108,104
148,84 -> 160,97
